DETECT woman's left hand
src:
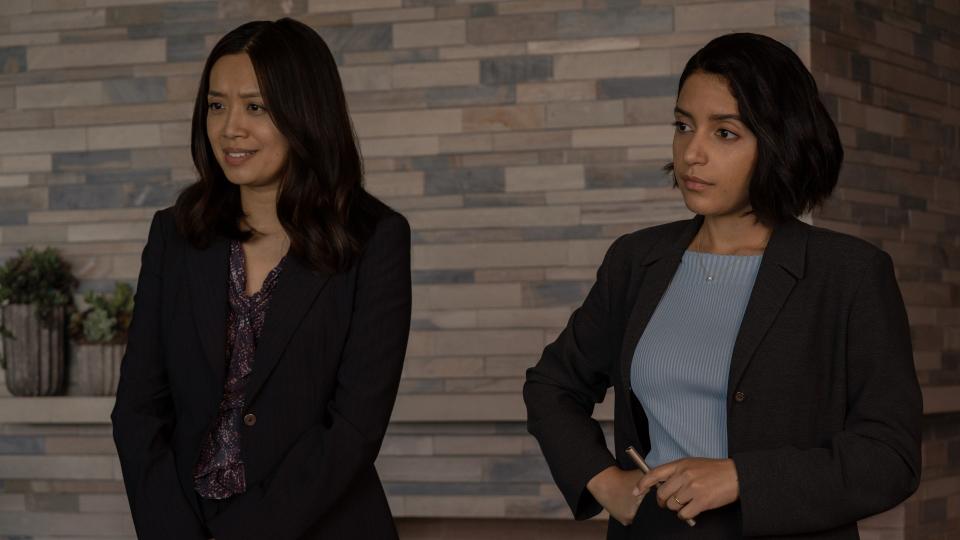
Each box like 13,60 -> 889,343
633,458 -> 739,522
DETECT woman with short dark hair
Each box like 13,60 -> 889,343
112,18 -> 411,540
524,32 -> 921,539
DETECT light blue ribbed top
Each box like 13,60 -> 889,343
630,250 -> 763,468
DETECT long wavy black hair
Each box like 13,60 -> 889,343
665,32 -> 844,225
175,18 -> 377,273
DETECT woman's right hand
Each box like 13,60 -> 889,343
586,466 -> 647,526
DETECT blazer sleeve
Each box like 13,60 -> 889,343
111,211 -> 208,539
732,250 -> 922,536
206,212 -> 412,540
523,236 -> 625,521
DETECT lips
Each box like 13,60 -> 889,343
681,174 -> 712,192
222,148 -> 257,166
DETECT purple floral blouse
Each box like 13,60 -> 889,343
193,239 -> 286,499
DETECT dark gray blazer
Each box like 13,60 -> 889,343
524,215 -> 922,539
112,200 -> 411,540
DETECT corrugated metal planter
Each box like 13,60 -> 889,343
68,343 -> 125,396
0,304 -> 66,396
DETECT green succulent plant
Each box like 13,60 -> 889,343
0,247 -> 77,368
69,282 -> 134,345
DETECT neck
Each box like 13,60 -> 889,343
239,184 -> 284,238
695,212 -> 773,255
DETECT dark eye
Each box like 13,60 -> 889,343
672,121 -> 690,133
248,103 -> 265,112
208,102 -> 223,111
717,128 -> 738,140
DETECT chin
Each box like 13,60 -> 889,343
225,172 -> 280,189
222,173 -> 252,186
680,195 -> 733,218
680,192 -> 710,216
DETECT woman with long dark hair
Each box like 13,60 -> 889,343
112,18 -> 411,540
524,33 -> 921,538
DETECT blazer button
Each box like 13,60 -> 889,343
734,391 -> 746,403
243,413 -> 257,426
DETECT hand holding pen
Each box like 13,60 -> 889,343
626,447 -> 697,527
629,447 -> 741,526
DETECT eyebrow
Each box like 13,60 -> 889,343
674,106 -> 742,122
207,90 -> 261,98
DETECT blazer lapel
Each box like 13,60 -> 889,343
618,217 -> 701,431
726,218 -> 807,400
243,253 -> 331,407
186,236 -> 230,390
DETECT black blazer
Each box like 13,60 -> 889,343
112,200 -> 412,540
524,215 -> 922,539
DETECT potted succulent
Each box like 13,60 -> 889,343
68,282 -> 133,396
0,246 -> 76,396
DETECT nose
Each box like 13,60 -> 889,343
221,105 -> 247,139
681,129 -> 708,167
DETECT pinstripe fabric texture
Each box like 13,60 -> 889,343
630,250 -> 763,468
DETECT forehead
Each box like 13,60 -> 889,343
675,71 -> 740,118
208,53 -> 260,91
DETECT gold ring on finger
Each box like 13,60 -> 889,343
672,496 -> 683,507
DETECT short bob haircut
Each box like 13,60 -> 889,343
175,18 -> 379,273
665,32 -> 844,225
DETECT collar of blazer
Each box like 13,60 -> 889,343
637,214 -> 808,280
185,235 -> 332,404
617,214 -> 810,436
